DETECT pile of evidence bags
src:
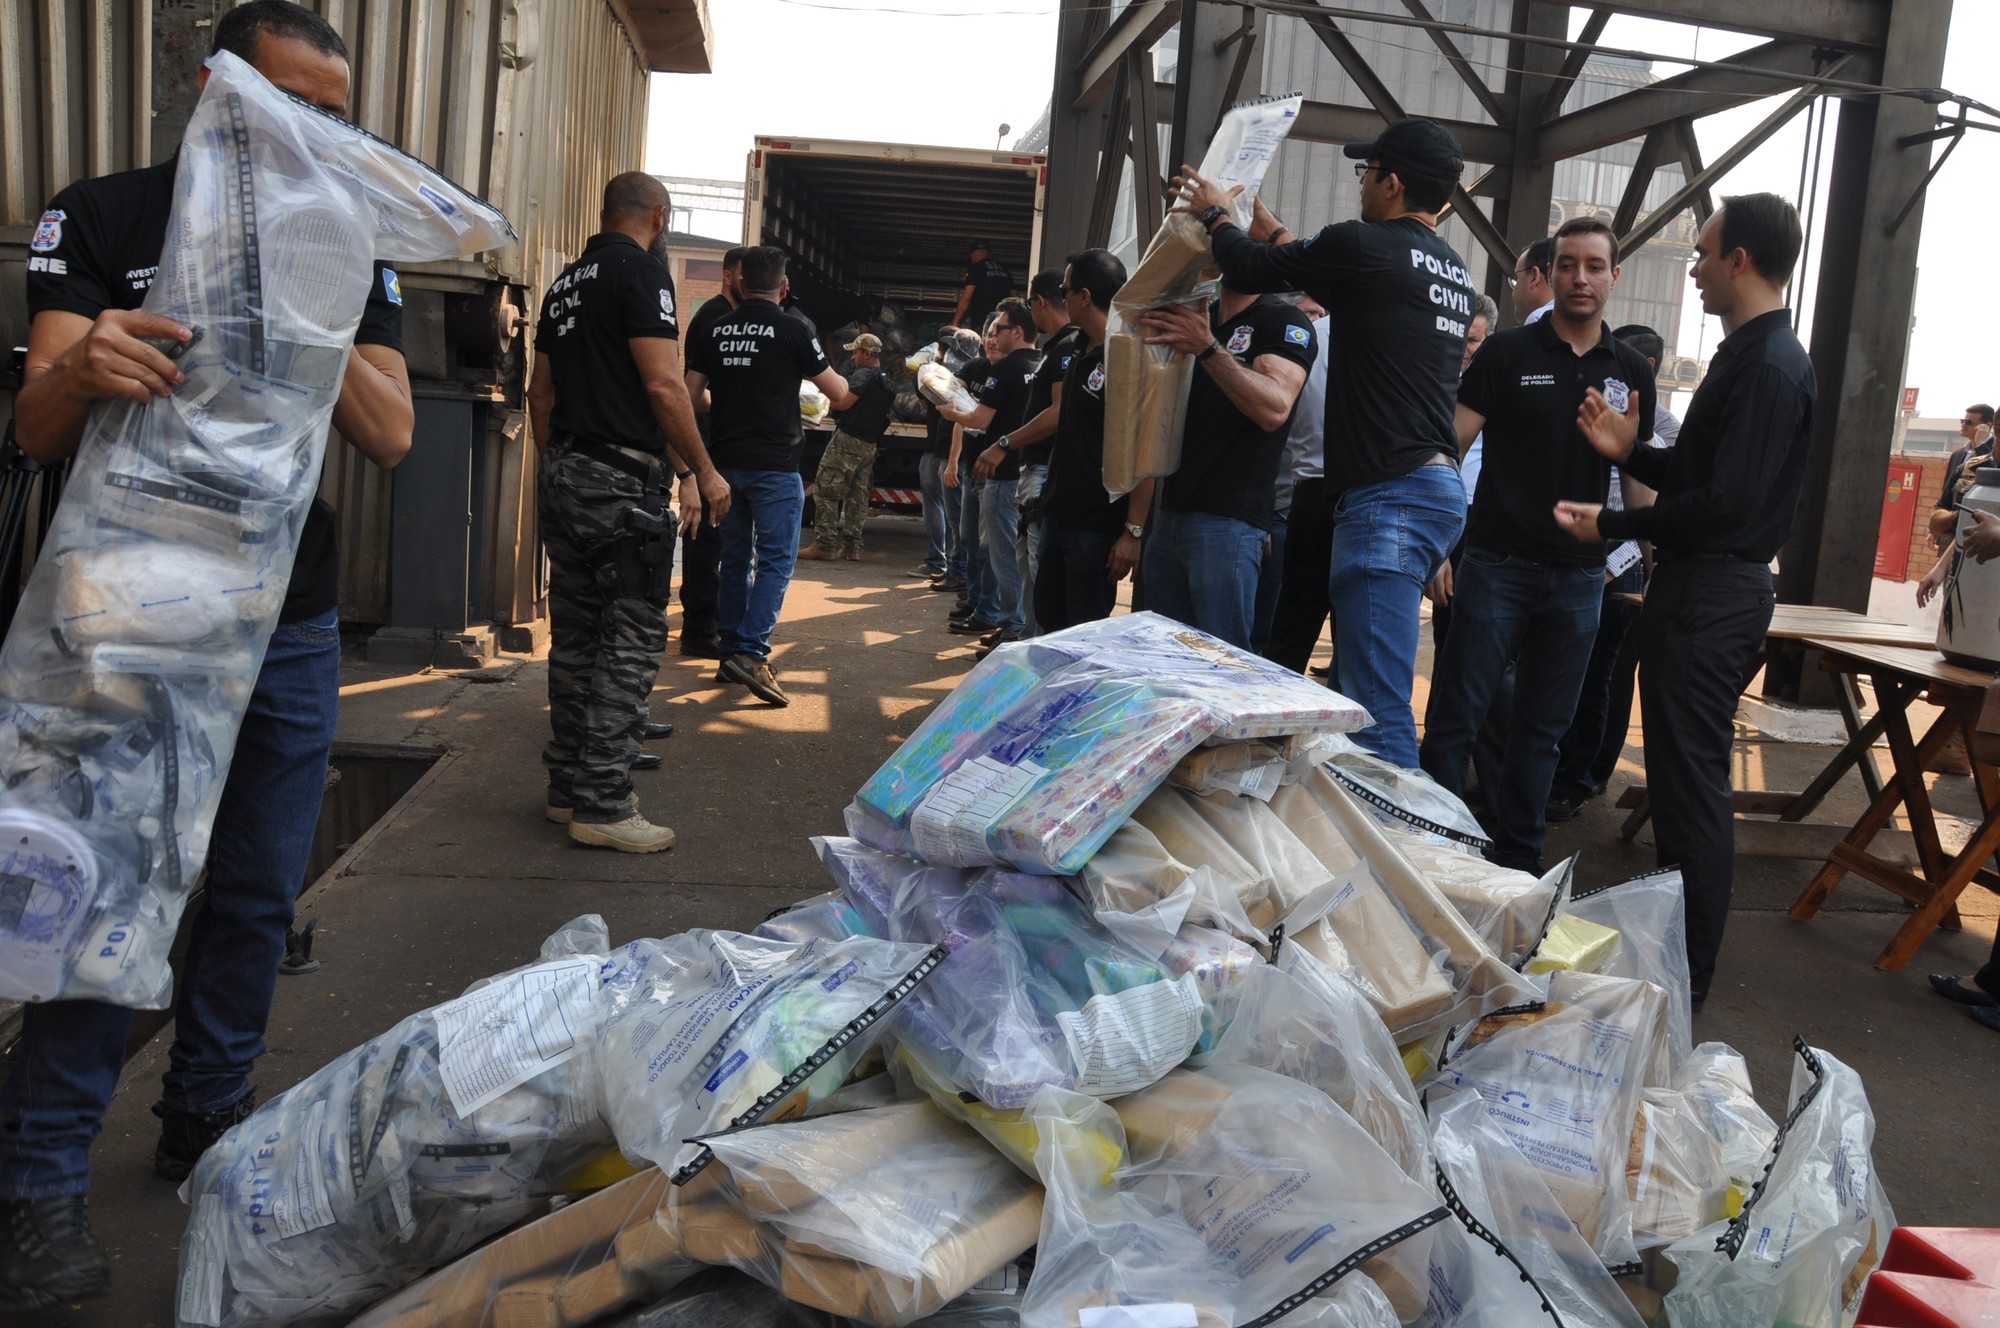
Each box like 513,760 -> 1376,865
190,615 -> 1894,1328
0,49 -> 516,1009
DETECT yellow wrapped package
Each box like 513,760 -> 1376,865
1525,911 -> 1622,975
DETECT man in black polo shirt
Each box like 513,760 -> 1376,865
676,245 -> 748,658
1421,217 -> 1655,872
0,2 -> 415,1304
1176,118 -> 1476,769
1557,193 -> 1817,1007
1136,281 -> 1314,649
942,299 -> 1041,646
801,332 -> 894,560
686,246 -> 847,707
972,269 -> 1082,635
953,239 -> 1014,332
528,173 -> 729,854
1036,249 -> 1154,632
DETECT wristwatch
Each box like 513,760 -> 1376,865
1195,342 -> 1220,361
1124,522 -> 1146,539
675,468 -> 694,481
994,434 -> 1013,452
1197,204 -> 1229,230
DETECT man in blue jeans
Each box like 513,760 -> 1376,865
1178,118 -> 1477,767
685,247 -> 848,708
1420,217 -> 1656,871
1136,282 -> 1313,649
0,3 -> 417,1305
947,299 -> 1041,648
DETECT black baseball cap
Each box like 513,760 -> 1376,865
1343,117 -> 1464,182
968,239 -> 992,254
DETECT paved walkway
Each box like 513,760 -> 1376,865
13,517 -> 1997,1324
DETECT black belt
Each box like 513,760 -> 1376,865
1653,548 -> 1764,566
554,434 -> 665,488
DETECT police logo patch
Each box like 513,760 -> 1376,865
1284,324 -> 1310,347
381,268 -> 403,306
1226,327 -> 1253,355
659,287 -> 675,318
30,210 -> 64,254
1087,364 -> 1106,393
1603,378 -> 1631,413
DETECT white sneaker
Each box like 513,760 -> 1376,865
569,814 -> 676,853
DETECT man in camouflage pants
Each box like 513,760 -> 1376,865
802,333 -> 895,560
527,173 -> 729,852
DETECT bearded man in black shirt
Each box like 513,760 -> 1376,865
0,2 -> 411,1305
1557,193 -> 1817,1008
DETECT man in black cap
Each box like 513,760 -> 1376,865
1176,117 -> 1477,770
953,240 -> 1014,332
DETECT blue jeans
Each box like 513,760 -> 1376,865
1015,463 -> 1047,635
979,477 -> 1024,632
1036,522 -> 1121,632
1253,515 -> 1287,655
1553,563 -> 1647,803
918,451 -> 952,574
1142,509 -> 1266,650
717,467 -> 804,661
1329,462 -> 1466,769
1419,546 -> 1604,865
0,609 -> 341,1199
958,463 -> 1002,624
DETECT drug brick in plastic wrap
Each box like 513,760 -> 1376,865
0,50 -> 513,1009
176,918 -> 612,1328
846,613 -> 1368,875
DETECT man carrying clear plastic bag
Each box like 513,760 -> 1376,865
0,4 -> 509,1307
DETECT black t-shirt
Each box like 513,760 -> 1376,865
533,231 -> 679,453
969,347 -> 1042,481
685,297 -> 831,471
25,154 -> 404,624
836,364 -> 894,444
960,257 -> 1013,329
1021,324 -> 1085,468
1041,343 -> 1124,533
1163,296 -> 1317,531
1457,318 -> 1657,565
1211,217 -> 1475,493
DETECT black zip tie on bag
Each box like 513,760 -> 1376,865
1242,1205 -> 1451,1328
1713,1037 -> 1827,1258
1326,763 -> 1492,849
672,943 -> 948,1184
1435,1162 -> 1570,1326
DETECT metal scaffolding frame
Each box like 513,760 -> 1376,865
1041,0 -> 1959,683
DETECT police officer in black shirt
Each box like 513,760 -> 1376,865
527,172 -> 730,855
1422,217 -> 1656,873
677,245 -> 749,658
1136,280 -> 1315,649
1176,118 -> 1476,770
953,239 -> 1014,332
1557,193 -> 1817,1008
942,300 -> 1041,646
801,332 -> 894,560
0,3 -> 411,1305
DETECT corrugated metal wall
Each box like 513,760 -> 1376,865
1,0 -> 652,633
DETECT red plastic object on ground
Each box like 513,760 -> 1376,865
1856,1227 -> 2000,1327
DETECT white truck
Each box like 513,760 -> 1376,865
742,135 -> 1048,507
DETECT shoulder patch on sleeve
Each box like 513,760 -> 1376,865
660,287 -> 675,318
30,210 -> 65,253
1284,323 -> 1310,346
381,268 -> 403,306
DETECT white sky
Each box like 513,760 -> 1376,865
646,0 -> 1999,412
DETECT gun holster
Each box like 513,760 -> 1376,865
615,499 -> 675,603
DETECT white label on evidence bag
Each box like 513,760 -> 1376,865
1057,973 -> 1204,1096
910,755 -> 1047,866
1079,1305 -> 1202,1328
431,958 -> 597,1118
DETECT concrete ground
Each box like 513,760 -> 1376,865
13,516 -> 1998,1325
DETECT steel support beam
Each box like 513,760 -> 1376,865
1072,0 -> 1176,109
1580,0 -> 1887,48
1779,0 -> 1952,634
1396,0 -> 1506,125
1129,47 -> 1165,250
1537,40 -> 1849,162
1168,0 -> 1263,180
1611,126 -> 1671,237
1179,90 -> 1516,164
1490,0 -> 1567,320
1042,0 -> 1117,264
1539,6 -> 1612,120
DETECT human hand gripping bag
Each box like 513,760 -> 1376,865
1661,1040 -> 1894,1328
814,837 -> 1202,1109
1102,93 -> 1304,496
844,614 -> 1367,875
591,929 -> 945,1182
176,918 -> 614,1328
0,50 -> 512,1010
695,1101 -> 1045,1326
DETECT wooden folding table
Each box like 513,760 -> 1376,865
1787,638 -> 2000,969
